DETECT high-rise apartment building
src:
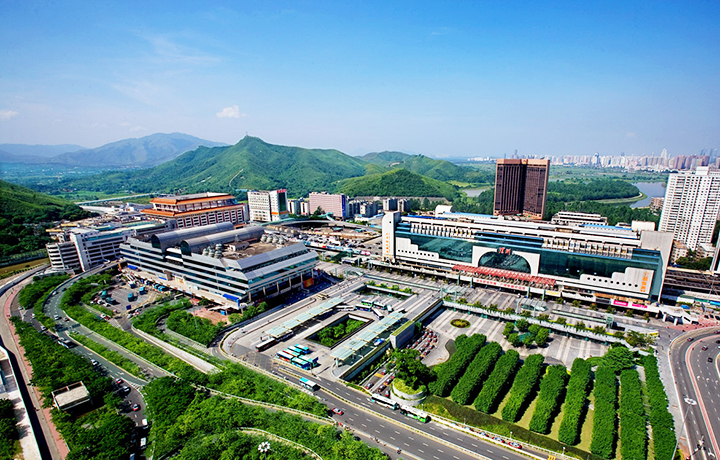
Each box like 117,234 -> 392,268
659,167 -> 720,251
142,192 -> 247,229
248,190 -> 289,222
309,192 -> 347,218
493,159 -> 550,219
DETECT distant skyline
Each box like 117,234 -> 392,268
1,1 -> 718,159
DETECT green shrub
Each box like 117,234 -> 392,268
619,369 -> 646,460
166,310 -> 222,346
590,366 -> 618,458
429,334 -> 486,397
557,358 -> 592,445
450,342 -> 502,405
529,365 -> 569,434
474,349 -> 520,413
501,354 -> 545,422
534,327 -> 550,347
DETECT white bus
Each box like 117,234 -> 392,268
299,377 -> 319,391
371,393 -> 398,410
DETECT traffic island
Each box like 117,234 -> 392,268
390,378 -> 426,407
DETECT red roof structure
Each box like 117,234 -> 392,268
452,264 -> 555,287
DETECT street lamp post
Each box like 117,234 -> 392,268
258,441 -> 271,460
671,398 -> 698,460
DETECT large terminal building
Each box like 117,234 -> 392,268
382,210 -> 674,305
120,223 -> 318,304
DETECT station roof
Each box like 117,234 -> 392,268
330,311 -> 404,362
265,297 -> 345,339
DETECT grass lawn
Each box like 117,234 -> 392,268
0,258 -> 49,276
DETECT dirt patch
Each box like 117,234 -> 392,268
192,308 -> 229,325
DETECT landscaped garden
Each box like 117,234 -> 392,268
450,318 -> 470,328
309,315 -> 366,347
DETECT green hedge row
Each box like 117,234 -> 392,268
474,349 -> 520,413
501,354 -> 545,422
590,366 -> 618,458
529,364 -> 569,434
619,369 -> 647,460
430,333 -> 486,397
643,355 -> 676,460
558,358 -> 592,445
450,341 -> 502,405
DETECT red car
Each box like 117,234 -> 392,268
687,337 -> 694,342
332,408 -> 344,415
702,346 -> 708,351
132,404 -> 141,412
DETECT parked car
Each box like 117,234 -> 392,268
115,378 -> 123,385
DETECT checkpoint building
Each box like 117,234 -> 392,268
382,210 -> 674,304
120,222 -> 318,303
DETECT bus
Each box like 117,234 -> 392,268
299,377 -> 319,391
294,344 -> 311,355
371,394 -> 399,410
291,357 -> 312,370
255,337 -> 277,352
400,405 -> 430,423
284,349 -> 301,358
372,308 -> 385,320
289,345 -> 305,355
338,305 -> 357,311
276,351 -> 294,362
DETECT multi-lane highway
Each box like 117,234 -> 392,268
669,328 -> 720,459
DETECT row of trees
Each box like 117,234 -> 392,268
144,377 -> 388,460
18,274 -> 69,309
557,358 -> 593,445
590,366 -> 618,458
642,355 -> 676,460
450,341 -> 502,405
429,333 -> 486,397
528,364 -> 569,434
619,369 -> 647,460
11,318 -> 135,460
474,349 -> 520,413
501,354 -> 546,422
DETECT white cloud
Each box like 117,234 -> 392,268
120,121 -> 131,127
90,122 -> 108,128
216,105 -> 246,118
129,126 -> 146,132
0,109 -> 18,120
626,132 -> 636,138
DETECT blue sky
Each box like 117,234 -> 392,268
1,1 -> 718,158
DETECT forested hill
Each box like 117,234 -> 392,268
361,151 -> 493,184
54,136 -> 370,198
0,180 -> 92,257
339,169 -> 460,200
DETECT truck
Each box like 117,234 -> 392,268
128,292 -> 137,301
139,286 -> 147,295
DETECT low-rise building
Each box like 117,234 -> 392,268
551,211 -> 608,227
142,192 -> 247,228
120,223 -> 318,303
46,220 -> 174,273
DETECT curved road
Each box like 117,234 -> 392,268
669,328 -> 720,459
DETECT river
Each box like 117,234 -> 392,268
631,182 -> 666,208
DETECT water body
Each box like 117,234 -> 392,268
462,187 -> 490,197
631,182 -> 666,208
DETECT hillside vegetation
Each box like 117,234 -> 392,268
361,151 -> 493,184
339,169 -> 460,200
53,136 -> 369,197
0,180 -> 92,257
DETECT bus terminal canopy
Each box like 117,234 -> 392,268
265,297 -> 345,339
330,311 -> 404,362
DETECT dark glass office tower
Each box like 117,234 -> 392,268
493,159 -> 549,219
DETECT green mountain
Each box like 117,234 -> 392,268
0,180 -> 92,258
361,151 -> 493,185
339,169 -> 460,200
58,136 -> 369,197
